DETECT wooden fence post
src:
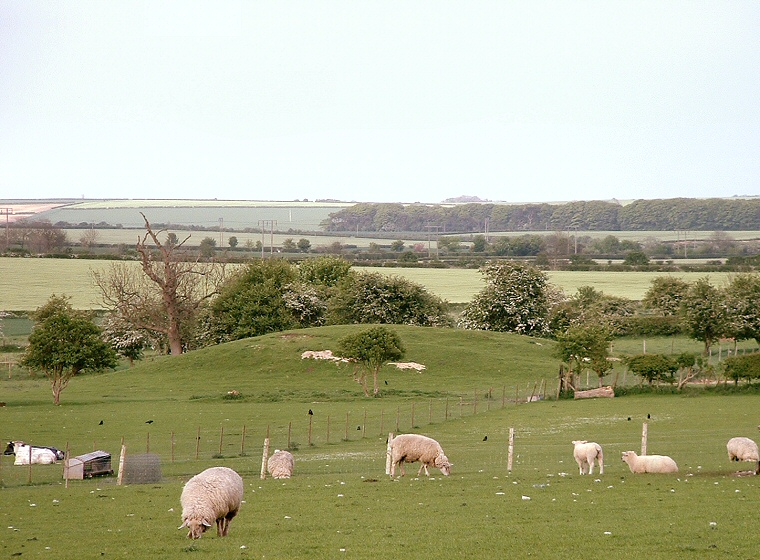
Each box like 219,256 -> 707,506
241,425 -> 246,456
260,433 -> 270,480
411,402 -> 415,429
308,414 -> 313,446
287,421 -> 292,450
117,444 -> 126,486
146,432 -> 150,454
326,415 -> 331,444
27,445 -> 32,484
195,426 -> 201,459
362,409 -> 367,438
641,422 -> 648,456
218,426 -> 224,455
385,433 -> 394,476
345,412 -> 350,441
507,427 -> 514,473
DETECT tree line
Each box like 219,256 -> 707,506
16,216 -> 760,404
321,198 -> 760,233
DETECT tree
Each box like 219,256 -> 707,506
555,324 -> 613,388
298,256 -> 352,289
680,277 -> 728,355
723,354 -> 760,385
330,271 -> 451,327
297,238 -> 311,252
626,354 -> 678,386
623,250 -> 650,266
723,273 -> 760,344
100,314 -> 146,367
92,214 -> 225,355
282,238 -> 298,252
642,276 -> 690,316
471,234 -> 487,253
199,237 -> 216,258
337,326 -> 404,397
206,259 -> 301,343
459,261 -> 550,336
20,295 -> 117,404
228,236 -> 238,248
390,240 -> 405,252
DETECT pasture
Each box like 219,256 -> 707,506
0,256 -> 744,310
1,325 -> 758,559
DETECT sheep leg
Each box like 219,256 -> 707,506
416,463 -> 430,477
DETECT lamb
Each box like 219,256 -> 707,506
389,433 -> 451,478
267,449 -> 295,479
621,450 -> 678,474
572,440 -> 604,475
179,467 -> 244,539
726,437 -> 760,475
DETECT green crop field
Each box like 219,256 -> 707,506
1,325 -> 758,559
0,257 -> 743,310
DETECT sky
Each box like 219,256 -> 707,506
1,1 -> 758,204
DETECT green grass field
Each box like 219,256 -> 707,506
0,257 -> 743,309
1,325 -> 759,559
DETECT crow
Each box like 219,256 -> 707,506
145,420 -> 154,424
482,435 -> 488,441
308,409 -> 314,415
99,420 -> 104,425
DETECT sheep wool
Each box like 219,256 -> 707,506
267,449 -> 295,479
726,437 -> 760,475
572,440 -> 604,475
621,450 -> 678,474
180,467 -> 244,539
389,433 -> 451,477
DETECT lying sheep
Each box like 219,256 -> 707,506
726,437 -> 760,475
267,449 -> 295,479
179,467 -> 244,539
621,450 -> 678,474
389,433 -> 451,477
572,440 -> 604,475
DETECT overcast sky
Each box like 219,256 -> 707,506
1,1 -> 758,204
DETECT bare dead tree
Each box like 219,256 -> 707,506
93,213 -> 225,355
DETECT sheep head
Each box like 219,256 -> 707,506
179,518 -> 212,539
435,454 -> 452,476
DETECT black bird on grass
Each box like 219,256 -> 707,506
308,409 -> 314,415
482,435 -> 488,441
99,420 -> 104,425
145,420 -> 154,424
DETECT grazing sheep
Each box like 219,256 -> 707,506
726,437 -> 760,475
572,440 -> 604,475
621,450 -> 678,474
267,449 -> 295,479
179,467 -> 244,539
389,433 -> 451,478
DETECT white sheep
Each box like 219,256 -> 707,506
389,433 -> 451,477
179,467 -> 244,539
572,440 -> 604,475
726,437 -> 760,475
621,450 -> 678,474
267,449 -> 295,479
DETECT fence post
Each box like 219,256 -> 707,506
429,399 -> 433,424
379,410 -> 384,436
63,442 -> 69,488
641,422 -> 648,456
117,444 -> 126,486
362,409 -> 367,438
473,390 -> 478,415
260,433 -> 270,480
345,412 -> 349,441
445,398 -> 449,420
507,427 -> 514,473
395,407 -> 400,432
195,426 -> 201,459
171,432 -> 175,463
27,445 -> 32,484
287,421 -> 292,450
146,432 -> 150,454
308,414 -> 313,446
218,426 -> 224,455
411,402 -> 415,429
241,425 -> 246,456
385,433 -> 394,476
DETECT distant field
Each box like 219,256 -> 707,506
0,257 -> 743,309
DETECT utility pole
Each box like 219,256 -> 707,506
258,220 -> 276,257
1,208 -> 12,250
424,224 -> 441,259
218,218 -> 224,248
